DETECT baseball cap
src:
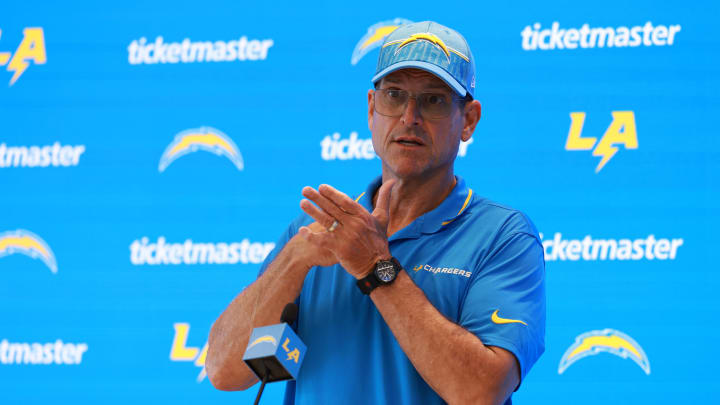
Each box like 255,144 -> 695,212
371,21 -> 476,98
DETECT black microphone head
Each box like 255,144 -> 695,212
280,303 -> 298,324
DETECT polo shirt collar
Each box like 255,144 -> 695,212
356,175 -> 474,239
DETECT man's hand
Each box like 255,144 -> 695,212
288,221 -> 338,268
298,180 -> 396,279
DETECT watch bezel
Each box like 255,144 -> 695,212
374,260 -> 397,283
357,257 -> 403,295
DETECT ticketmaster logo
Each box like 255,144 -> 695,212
0,142 -> 85,168
540,233 -> 683,261
320,132 -> 472,160
321,132 -> 375,160
521,22 -> 681,50
129,237 -> 274,265
128,36 -> 274,65
0,339 -> 87,365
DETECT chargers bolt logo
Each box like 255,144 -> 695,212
384,32 -> 470,63
385,32 -> 452,63
158,127 -> 244,172
0,229 -> 57,273
247,335 -> 277,350
351,18 -> 412,65
565,111 -> 638,173
0,28 -> 47,86
393,33 -> 451,61
559,328 -> 650,375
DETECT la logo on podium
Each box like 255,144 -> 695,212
282,337 -> 300,363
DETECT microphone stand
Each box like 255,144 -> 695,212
253,368 -> 270,405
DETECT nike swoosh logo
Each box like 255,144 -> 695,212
491,310 -> 527,326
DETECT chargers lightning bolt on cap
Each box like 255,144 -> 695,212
372,21 -> 476,98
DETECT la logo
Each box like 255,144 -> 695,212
565,111 -> 638,173
169,323 -> 208,382
282,337 -> 300,363
0,28 -> 47,86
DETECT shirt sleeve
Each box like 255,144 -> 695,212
458,230 -> 546,382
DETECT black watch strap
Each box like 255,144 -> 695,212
356,271 -> 382,295
356,257 -> 402,295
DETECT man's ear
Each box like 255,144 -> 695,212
368,89 -> 375,131
461,100 -> 481,142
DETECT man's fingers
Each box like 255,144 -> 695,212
318,184 -> 365,215
372,179 -> 396,226
300,199 -> 337,230
302,186 -> 348,221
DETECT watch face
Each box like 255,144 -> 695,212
375,261 -> 396,283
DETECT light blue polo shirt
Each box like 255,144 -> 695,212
257,176 -> 546,405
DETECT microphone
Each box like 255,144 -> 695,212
243,303 -> 306,405
280,302 -> 298,325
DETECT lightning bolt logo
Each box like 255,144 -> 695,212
247,335 -> 278,349
591,138 -> 619,173
361,26 -> 401,51
0,229 -> 58,273
2,27 -> 47,86
194,343 -> 208,382
158,127 -> 244,172
383,32 -> 470,63
351,18 -> 412,65
558,328 -> 650,375
565,111 -> 638,173
592,111 -> 638,173
394,33 -> 451,61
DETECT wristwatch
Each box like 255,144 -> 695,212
356,257 -> 403,295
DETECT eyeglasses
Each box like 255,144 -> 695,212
374,88 -> 463,119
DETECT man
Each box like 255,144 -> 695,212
206,21 -> 545,405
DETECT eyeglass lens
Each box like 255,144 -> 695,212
375,89 -> 455,119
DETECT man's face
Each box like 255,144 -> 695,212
368,68 -> 478,180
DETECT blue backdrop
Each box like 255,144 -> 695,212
2,1 -> 718,403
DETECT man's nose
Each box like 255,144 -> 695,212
401,97 -> 423,126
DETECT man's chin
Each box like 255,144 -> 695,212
383,161 -> 430,180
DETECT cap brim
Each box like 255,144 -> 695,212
371,60 -> 467,97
